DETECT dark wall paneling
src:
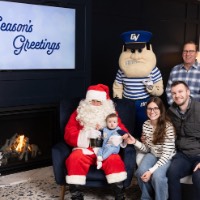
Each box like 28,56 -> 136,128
0,79 -> 61,106
0,76 -> 52,104
187,2 -> 199,19
0,72 -> 90,107
139,0 -> 186,20
60,76 -> 88,100
185,23 -> 198,42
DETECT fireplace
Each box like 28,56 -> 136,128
0,104 -> 59,175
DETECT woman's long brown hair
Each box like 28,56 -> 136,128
146,97 -> 172,144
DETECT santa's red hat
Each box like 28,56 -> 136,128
86,84 -> 110,101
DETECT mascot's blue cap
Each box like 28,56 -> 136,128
121,30 -> 152,44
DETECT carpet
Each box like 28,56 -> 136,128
0,166 -> 141,200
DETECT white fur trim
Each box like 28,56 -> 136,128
97,161 -> 102,169
77,130 -> 90,148
86,90 -> 106,101
97,156 -> 103,161
120,141 -> 127,148
93,147 -> 100,155
66,175 -> 86,185
73,147 -> 94,155
106,171 -> 127,184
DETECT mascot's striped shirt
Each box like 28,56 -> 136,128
115,66 -> 162,100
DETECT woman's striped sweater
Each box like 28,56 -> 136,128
134,119 -> 176,173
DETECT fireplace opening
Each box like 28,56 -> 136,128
0,104 -> 59,175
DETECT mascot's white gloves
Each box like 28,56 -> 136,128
143,78 -> 154,90
113,81 -> 123,99
87,130 -> 101,139
144,79 -> 164,96
108,135 -> 123,146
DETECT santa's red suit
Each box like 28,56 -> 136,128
64,84 -> 128,185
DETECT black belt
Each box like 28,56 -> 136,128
89,138 -> 103,148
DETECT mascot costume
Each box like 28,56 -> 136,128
113,30 -> 163,138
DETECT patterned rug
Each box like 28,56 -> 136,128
0,166 -> 141,200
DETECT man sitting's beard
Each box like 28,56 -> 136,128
76,99 -> 115,131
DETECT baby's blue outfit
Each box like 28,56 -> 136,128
97,126 -> 124,160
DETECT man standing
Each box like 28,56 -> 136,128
167,81 -> 200,200
166,41 -> 200,105
64,84 -> 128,200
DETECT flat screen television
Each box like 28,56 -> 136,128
0,0 -> 80,70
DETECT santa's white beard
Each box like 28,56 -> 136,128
76,99 -> 116,131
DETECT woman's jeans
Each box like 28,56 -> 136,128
135,153 -> 170,200
167,151 -> 200,200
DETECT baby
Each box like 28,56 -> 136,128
96,113 -> 128,169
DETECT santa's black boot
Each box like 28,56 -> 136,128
112,181 -> 126,200
69,184 -> 84,200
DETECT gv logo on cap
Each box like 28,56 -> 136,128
130,33 -> 140,41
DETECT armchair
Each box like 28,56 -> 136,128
52,98 -> 136,200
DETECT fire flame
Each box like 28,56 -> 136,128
14,135 -> 29,153
16,135 -> 25,152
0,133 -> 40,162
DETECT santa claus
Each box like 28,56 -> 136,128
64,84 -> 128,200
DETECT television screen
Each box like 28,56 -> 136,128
0,0 -> 75,70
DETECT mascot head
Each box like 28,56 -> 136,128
119,30 -> 156,77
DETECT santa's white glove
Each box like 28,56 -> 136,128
87,130 -> 101,139
108,135 -> 123,146
143,79 -> 154,90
